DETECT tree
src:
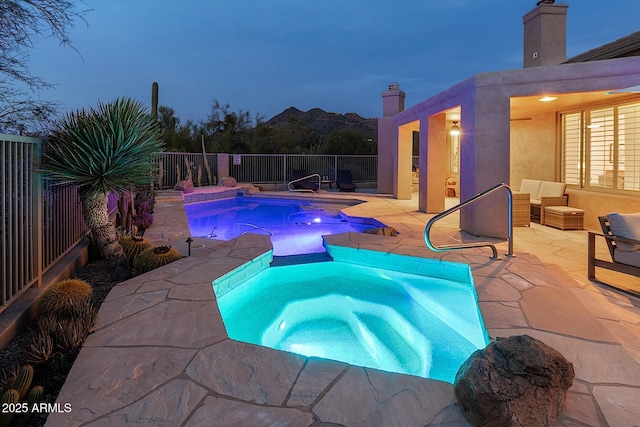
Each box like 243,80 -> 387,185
325,129 -> 377,155
0,0 -> 87,133
202,100 -> 254,153
41,98 -> 164,274
158,105 -> 199,152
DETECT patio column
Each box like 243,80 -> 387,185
418,114 -> 446,213
459,88 -> 511,239
378,84 -> 405,195
394,123 -> 413,200
217,153 -> 229,181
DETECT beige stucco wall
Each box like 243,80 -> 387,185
377,116 -> 395,194
566,190 -> 640,231
510,111 -> 557,188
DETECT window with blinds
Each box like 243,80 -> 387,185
619,103 -> 640,191
561,101 -> 640,194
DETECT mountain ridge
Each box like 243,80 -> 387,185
265,107 -> 377,139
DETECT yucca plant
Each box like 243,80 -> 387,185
41,98 -> 164,271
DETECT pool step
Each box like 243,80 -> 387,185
271,252 -> 333,266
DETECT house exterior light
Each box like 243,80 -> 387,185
450,121 -> 461,136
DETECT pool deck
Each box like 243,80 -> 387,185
47,188 -> 640,426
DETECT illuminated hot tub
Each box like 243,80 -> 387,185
213,246 -> 488,383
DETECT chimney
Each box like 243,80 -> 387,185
382,83 -> 405,117
523,2 -> 568,68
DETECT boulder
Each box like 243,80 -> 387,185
363,226 -> 397,236
219,176 -> 237,187
454,334 -> 574,427
244,185 -> 261,195
174,179 -> 194,193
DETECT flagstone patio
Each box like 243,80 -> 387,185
46,189 -> 640,426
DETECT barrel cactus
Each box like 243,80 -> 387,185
2,365 -> 33,401
37,279 -> 93,320
134,245 -> 182,274
119,235 -> 153,266
0,365 -> 43,427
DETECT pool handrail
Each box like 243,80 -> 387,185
288,173 -> 321,193
424,183 -> 514,260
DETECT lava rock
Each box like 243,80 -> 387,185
454,334 -> 574,427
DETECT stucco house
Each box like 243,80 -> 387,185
378,2 -> 640,238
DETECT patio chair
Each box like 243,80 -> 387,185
514,179 -> 567,224
588,213 -> 640,295
291,170 -> 319,192
336,169 -> 357,192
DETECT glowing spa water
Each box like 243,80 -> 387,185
185,196 -> 385,256
214,252 -> 489,383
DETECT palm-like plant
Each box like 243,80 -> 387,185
41,98 -> 164,269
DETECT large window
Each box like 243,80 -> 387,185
562,101 -> 640,193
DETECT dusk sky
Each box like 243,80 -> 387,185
26,0 -> 640,124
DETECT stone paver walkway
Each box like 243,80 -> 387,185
46,189 -> 640,426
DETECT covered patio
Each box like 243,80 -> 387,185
378,56 -> 640,237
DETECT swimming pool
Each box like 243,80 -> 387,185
214,247 -> 489,383
185,196 -> 385,256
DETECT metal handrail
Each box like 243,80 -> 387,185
287,173 -> 321,193
424,183 -> 514,260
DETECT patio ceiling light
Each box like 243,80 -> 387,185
539,96 -> 558,102
450,121 -> 460,136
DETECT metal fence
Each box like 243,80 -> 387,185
228,154 -> 377,184
1,145 -> 378,311
155,153 -> 378,189
155,152 -> 218,189
1,134 -> 88,312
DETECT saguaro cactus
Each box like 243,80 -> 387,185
151,81 -> 159,122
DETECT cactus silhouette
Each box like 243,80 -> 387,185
151,81 -> 159,122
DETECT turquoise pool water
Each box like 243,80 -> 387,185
215,251 -> 488,383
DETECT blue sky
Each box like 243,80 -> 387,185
27,0 -> 639,123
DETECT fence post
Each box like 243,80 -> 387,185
283,155 -> 287,185
34,140 -> 44,287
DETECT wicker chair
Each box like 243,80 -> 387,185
512,192 -> 531,227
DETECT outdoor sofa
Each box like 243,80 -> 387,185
513,179 -> 568,225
